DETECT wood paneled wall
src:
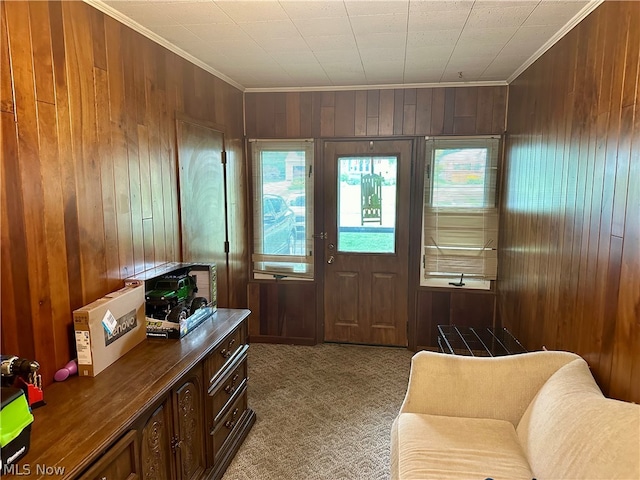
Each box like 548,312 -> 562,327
245,86 -> 506,345
245,86 -> 506,138
500,1 -> 640,403
1,1 -> 248,384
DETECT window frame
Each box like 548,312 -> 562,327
249,139 -> 314,280
420,135 -> 502,290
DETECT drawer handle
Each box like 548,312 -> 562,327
224,373 -> 240,395
220,348 -> 231,359
224,409 -> 240,429
228,338 -> 236,348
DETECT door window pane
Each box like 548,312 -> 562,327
337,156 -> 397,253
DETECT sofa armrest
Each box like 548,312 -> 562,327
399,350 -> 581,426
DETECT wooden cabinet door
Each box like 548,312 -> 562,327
176,118 -> 228,307
173,369 -> 206,480
139,401 -> 173,480
79,430 -> 140,480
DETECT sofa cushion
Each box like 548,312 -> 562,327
517,358 -> 640,479
393,412 -> 534,480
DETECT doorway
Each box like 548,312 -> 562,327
322,140 -> 413,346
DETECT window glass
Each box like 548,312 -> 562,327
251,141 -> 314,279
337,156 -> 397,254
433,148 -> 488,207
421,137 -> 500,289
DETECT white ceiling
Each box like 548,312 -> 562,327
91,0 -> 600,91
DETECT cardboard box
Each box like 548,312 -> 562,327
125,263 -> 217,339
73,284 -> 147,377
125,262 -> 217,311
189,264 -> 218,310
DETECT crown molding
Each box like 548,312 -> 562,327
83,0 -> 246,92
245,80 -> 508,93
507,0 -> 605,84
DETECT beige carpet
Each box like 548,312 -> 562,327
222,342 -> 414,480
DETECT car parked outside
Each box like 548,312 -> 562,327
263,194 -> 296,254
287,194 -> 305,239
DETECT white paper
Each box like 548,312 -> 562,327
75,330 -> 93,365
102,309 -> 117,335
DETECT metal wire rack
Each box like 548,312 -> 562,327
437,325 -> 527,357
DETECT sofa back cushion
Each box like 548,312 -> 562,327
516,358 -> 640,479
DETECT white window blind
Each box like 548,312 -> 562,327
250,139 -> 314,279
422,136 -> 500,285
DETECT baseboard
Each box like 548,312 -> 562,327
249,335 -> 317,346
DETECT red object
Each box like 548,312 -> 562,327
15,376 -> 45,408
26,382 -> 44,408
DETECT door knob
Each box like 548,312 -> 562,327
327,255 -> 335,264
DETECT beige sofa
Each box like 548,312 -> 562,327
391,350 -> 640,480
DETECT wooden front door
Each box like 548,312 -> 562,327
323,140 -> 413,346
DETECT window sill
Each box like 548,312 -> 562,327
420,277 -> 492,291
253,273 -> 314,281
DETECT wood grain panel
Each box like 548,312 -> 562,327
320,104 -> 335,137
299,92 -> 313,138
1,0 -> 247,384
6,0 -> 58,382
225,134 -> 248,308
274,92 -> 286,138
247,282 -> 316,344
285,92 -> 301,137
48,0 -> 84,314
500,0 -> 640,403
366,90 -> 379,135
415,88 -> 432,135
393,89 -> 404,135
378,89 -> 394,135
334,90 -> 355,137
1,111 -> 34,357
370,273 -> 396,327
335,271 -> 359,326
176,120 -> 228,306
245,86 -> 505,139
1,3 -> 14,114
244,86 -> 505,347
443,87 -> 455,133
354,90 -> 367,136
28,1 -> 55,105
450,292 -> 495,330
38,100 -> 74,368
104,17 -> 134,280
137,125 -> 153,220
415,289 -> 495,350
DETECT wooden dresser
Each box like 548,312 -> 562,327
7,309 -> 254,480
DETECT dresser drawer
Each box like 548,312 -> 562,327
79,430 -> 139,480
204,324 -> 246,388
211,387 -> 247,462
209,353 -> 248,423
